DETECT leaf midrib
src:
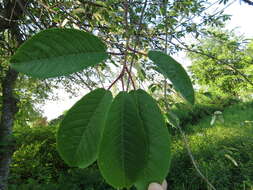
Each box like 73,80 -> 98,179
133,93 -> 150,177
120,93 -> 126,186
12,51 -> 107,64
74,92 -> 108,164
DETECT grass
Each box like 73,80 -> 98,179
168,101 -> 253,190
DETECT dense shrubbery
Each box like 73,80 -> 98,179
10,125 -> 62,184
9,125 -> 113,190
168,101 -> 253,189
170,91 -> 239,129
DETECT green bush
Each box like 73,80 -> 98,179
9,125 -> 113,190
168,101 -> 253,190
10,125 -> 65,184
170,91 -> 239,129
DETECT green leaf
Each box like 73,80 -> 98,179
57,88 -> 112,168
148,51 -> 195,104
224,154 -> 238,167
10,28 -> 108,78
130,89 -> 171,190
98,92 -> 147,188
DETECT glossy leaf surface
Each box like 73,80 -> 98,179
10,28 -> 108,78
57,88 -> 112,168
130,89 -> 171,190
148,51 -> 195,104
98,92 -> 147,188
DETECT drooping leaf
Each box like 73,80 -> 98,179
10,28 -> 108,78
130,89 -> 171,190
57,88 -> 112,168
148,51 -> 195,104
98,92 -> 147,188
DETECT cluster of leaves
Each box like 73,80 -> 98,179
188,29 -> 253,97
10,125 -> 60,184
1,0 -> 232,93
0,0 -> 233,128
9,28 -> 195,189
57,88 -> 171,189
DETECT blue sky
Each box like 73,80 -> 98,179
42,2 -> 253,120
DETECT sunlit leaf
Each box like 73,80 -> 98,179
57,88 -> 112,168
10,28 -> 108,78
148,51 -> 195,104
224,154 -> 238,167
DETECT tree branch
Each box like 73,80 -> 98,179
242,0 -> 253,5
170,37 -> 253,87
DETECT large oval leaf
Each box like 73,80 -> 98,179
57,88 -> 112,168
148,51 -> 195,104
10,28 -> 108,78
98,92 -> 147,188
130,89 -> 171,190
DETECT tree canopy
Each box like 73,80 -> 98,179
188,29 -> 253,97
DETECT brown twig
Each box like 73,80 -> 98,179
125,67 -> 136,90
74,72 -> 93,91
126,0 -> 148,90
171,37 -> 253,87
107,68 -> 125,90
108,0 -> 130,91
127,47 -> 147,56
37,0 -> 57,14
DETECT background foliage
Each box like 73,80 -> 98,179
188,29 -> 253,98
8,98 -> 253,190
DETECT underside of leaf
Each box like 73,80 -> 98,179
98,91 -> 148,188
10,28 -> 108,78
57,88 -> 112,168
148,51 -> 195,104
130,89 -> 171,190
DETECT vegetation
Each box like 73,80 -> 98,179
168,101 -> 253,190
0,0 -> 253,189
188,29 -> 253,97
7,99 -> 253,190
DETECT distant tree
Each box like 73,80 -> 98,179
188,29 -> 253,97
